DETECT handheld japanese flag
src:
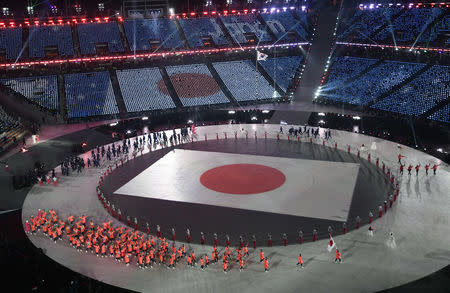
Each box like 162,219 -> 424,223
327,236 -> 336,252
257,51 -> 268,61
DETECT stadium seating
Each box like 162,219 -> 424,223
374,8 -> 444,43
258,56 -> 304,91
116,67 -> 176,112
77,22 -> 124,55
178,17 -> 230,47
29,25 -> 74,58
213,60 -> 276,102
262,11 -> 309,41
220,14 -> 272,44
429,104 -> 449,123
65,71 -> 119,118
0,27 -> 22,60
339,8 -> 401,41
123,19 -> 183,51
320,59 -> 425,105
320,56 -> 378,96
165,64 -> 229,107
371,65 -> 450,117
420,15 -> 450,44
0,75 -> 59,110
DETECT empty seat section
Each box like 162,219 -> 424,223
371,65 -> 450,116
77,22 -> 124,55
65,71 -> 119,118
213,60 -> 276,102
123,19 -> 183,51
0,27 -> 22,60
262,11 -> 309,41
165,64 -> 229,107
1,75 -> 58,109
220,14 -> 272,44
29,25 -> 74,58
179,17 -> 229,47
116,67 -> 176,112
258,56 -> 303,91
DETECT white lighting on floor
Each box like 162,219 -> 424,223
353,116 -> 361,120
142,116 -> 148,120
228,110 -> 236,114
318,112 -> 325,116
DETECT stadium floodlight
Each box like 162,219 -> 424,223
142,116 -> 149,121
27,6 -> 34,15
205,0 -> 213,6
228,110 -> 236,114
98,3 -> 105,12
262,110 -> 270,113
437,148 -> 443,153
168,8 -> 175,15
318,112 -> 325,116
251,116 -> 258,121
187,120 -> 194,124
109,122 -> 118,127
247,0 -> 253,3
353,116 -> 361,120
2,7 -> 9,16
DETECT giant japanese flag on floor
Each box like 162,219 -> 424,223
327,236 -> 336,252
114,150 -> 360,221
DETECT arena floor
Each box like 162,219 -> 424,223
22,124 -> 450,293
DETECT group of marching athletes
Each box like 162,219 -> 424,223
26,209 -> 298,273
397,154 -> 440,176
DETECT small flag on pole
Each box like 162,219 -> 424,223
327,236 -> 336,252
257,51 -> 268,61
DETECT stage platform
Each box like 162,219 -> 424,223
22,124 -> 450,293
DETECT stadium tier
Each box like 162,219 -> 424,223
261,11 -> 310,41
339,8 -> 402,41
429,104 -> 450,123
165,64 -> 230,107
77,22 -> 124,55
64,71 -> 119,118
116,67 -> 176,112
371,65 -> 450,117
258,56 -> 304,91
178,17 -> 230,47
320,59 -> 426,105
0,27 -> 22,60
220,14 -> 272,44
424,15 -> 450,45
1,75 -> 59,110
213,60 -> 277,102
123,19 -> 184,51
29,25 -> 74,58
374,8 -> 444,43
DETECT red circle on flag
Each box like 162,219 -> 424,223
200,164 -> 286,194
157,73 -> 220,98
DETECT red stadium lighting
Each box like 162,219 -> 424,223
243,9 -> 248,14
103,17 -> 109,22
57,19 -> 63,24
223,10 -> 228,15
95,17 -> 101,23
211,11 -> 217,15
231,10 -> 236,13
33,20 -> 39,26
190,12 -> 196,16
118,16 -> 123,22
81,18 -> 87,23
203,11 -> 208,15
9,22 -> 15,27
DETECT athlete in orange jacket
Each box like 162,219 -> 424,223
334,249 -> 342,263
297,253 -> 303,267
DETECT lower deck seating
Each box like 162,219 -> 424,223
65,71 -> 119,118
116,67 -> 176,112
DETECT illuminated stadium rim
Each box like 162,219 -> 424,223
336,41 -> 450,53
1,42 -> 309,69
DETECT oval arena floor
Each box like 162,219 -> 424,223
22,124 -> 450,293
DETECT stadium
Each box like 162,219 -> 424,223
0,0 -> 449,292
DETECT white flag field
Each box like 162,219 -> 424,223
327,236 -> 336,252
257,51 -> 268,61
